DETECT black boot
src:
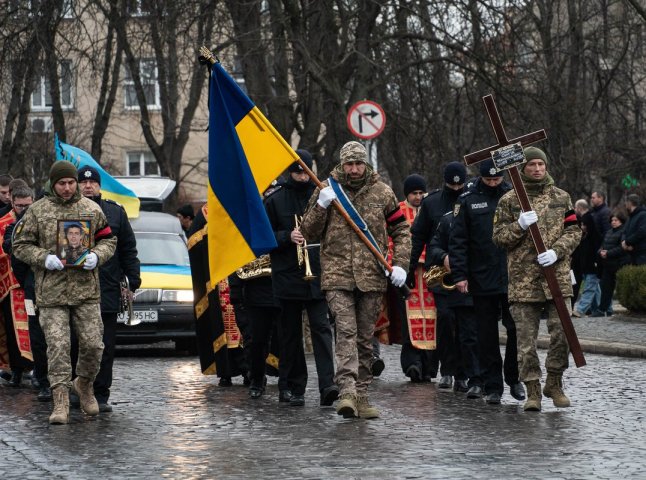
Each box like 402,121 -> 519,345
8,370 -> 23,388
38,386 -> 53,402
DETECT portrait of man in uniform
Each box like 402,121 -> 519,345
58,220 -> 91,267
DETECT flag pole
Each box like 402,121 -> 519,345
199,47 -> 409,298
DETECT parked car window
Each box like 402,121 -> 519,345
135,232 -> 189,266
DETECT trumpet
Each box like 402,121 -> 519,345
294,215 -> 316,282
120,276 -> 139,326
423,265 -> 457,291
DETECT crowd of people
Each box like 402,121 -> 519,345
1,142 -> 645,425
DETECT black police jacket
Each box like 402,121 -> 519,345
265,178 -> 323,300
623,205 -> 646,265
93,196 -> 141,313
450,178 -> 511,296
410,185 -> 463,271
428,212 -> 472,307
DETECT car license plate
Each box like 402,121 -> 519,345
117,310 -> 158,323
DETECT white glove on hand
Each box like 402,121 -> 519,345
45,254 -> 64,271
317,186 -> 337,209
518,210 -> 538,230
537,249 -> 557,267
83,252 -> 98,270
389,266 -> 407,288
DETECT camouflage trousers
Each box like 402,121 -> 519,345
509,301 -> 570,382
39,304 -> 104,390
326,289 -> 382,395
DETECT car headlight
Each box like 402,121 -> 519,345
161,289 -> 194,302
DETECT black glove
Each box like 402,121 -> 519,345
406,270 -> 416,289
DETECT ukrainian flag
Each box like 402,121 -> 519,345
208,62 -> 297,285
55,134 -> 140,218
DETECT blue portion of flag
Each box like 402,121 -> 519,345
208,64 -> 277,255
54,134 -> 140,217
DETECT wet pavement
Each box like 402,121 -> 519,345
1,342 -> 645,479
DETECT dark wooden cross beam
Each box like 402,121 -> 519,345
464,94 -> 586,368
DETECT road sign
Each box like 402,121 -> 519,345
347,100 -> 386,140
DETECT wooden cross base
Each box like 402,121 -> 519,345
464,95 -> 586,368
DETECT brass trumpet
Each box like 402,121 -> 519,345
423,265 -> 457,291
294,215 -> 316,282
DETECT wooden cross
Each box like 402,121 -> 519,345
464,94 -> 586,368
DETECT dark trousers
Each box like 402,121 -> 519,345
246,306 -> 286,390
598,266 -> 619,313
94,312 -> 117,403
455,304 -> 480,387
279,299 -> 335,395
1,298 -> 32,373
431,299 -> 465,379
232,303 -> 251,377
28,313 -> 48,386
473,295 -> 520,395
398,298 -> 434,378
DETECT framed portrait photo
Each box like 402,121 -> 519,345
57,220 -> 92,268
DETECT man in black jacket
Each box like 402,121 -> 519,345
265,150 -> 337,407
622,194 -> 646,265
410,162 -> 466,388
450,160 -> 524,404
77,166 -> 141,412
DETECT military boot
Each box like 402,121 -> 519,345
543,373 -> 571,408
72,376 -> 99,415
356,395 -> 380,419
336,392 -> 358,418
49,386 -> 70,425
523,380 -> 542,412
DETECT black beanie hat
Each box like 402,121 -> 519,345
443,161 -> 467,185
288,149 -> 313,173
403,174 -> 427,196
479,159 -> 504,178
77,165 -> 102,185
176,204 -> 195,219
49,161 -> 78,185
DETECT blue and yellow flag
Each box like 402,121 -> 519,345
55,134 -> 140,218
208,63 -> 297,285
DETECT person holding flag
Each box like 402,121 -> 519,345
301,141 -> 411,419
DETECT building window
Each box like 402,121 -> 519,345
31,60 -> 74,111
127,151 -> 160,176
62,0 -> 74,18
126,0 -> 153,17
124,58 -> 160,109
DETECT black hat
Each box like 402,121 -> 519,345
479,159 -> 504,178
288,149 -> 313,173
49,161 -> 78,185
77,165 -> 102,185
443,161 -> 467,185
176,204 -> 195,219
403,174 -> 427,196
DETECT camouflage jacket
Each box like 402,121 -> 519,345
301,169 -> 411,292
13,187 -> 116,307
492,178 -> 581,302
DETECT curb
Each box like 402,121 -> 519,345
499,334 -> 646,359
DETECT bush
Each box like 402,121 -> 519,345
616,265 -> 646,314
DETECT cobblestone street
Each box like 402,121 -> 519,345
1,341 -> 645,479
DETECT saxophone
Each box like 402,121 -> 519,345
235,254 -> 272,280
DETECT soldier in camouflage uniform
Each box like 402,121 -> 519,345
301,141 -> 411,419
13,161 -> 116,425
492,147 -> 581,412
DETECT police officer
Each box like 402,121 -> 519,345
450,159 -> 524,404
265,150 -> 338,407
410,162 -> 467,387
76,165 -> 141,412
13,161 -> 116,424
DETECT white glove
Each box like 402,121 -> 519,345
518,210 -> 538,230
537,249 -> 557,267
317,186 -> 337,209
389,266 -> 407,287
45,254 -> 64,271
83,252 -> 98,270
